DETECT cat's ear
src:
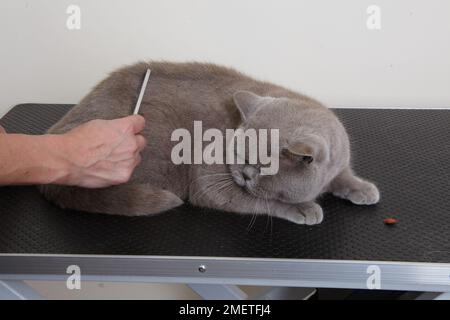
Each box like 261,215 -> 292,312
233,90 -> 263,121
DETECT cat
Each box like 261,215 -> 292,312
39,61 -> 380,225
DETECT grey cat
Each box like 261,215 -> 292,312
40,61 -> 380,225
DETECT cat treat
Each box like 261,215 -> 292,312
384,218 -> 398,225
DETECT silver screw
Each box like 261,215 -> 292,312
198,265 -> 207,273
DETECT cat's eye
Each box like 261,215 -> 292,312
281,148 -> 313,165
303,156 -> 313,164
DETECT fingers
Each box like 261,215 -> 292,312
116,115 -> 146,134
65,115 -> 147,187
133,152 -> 142,167
135,134 -> 147,152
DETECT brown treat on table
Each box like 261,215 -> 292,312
384,218 -> 398,225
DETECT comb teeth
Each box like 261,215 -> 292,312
133,68 -> 151,115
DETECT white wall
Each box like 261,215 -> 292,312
1,0 -> 450,117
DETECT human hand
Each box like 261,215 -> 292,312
0,125 -> 6,134
56,115 -> 147,188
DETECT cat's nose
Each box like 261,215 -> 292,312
242,166 -> 259,182
242,171 -> 251,182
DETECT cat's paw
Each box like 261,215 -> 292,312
342,181 -> 380,205
285,202 -> 323,225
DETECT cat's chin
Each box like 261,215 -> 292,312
230,171 -> 261,197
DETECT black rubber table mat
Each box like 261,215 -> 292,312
1,104 -> 450,263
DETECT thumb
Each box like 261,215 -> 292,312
115,115 -> 146,134
0,125 -> 6,134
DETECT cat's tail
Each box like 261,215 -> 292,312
39,184 -> 184,216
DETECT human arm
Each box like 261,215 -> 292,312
0,115 -> 146,187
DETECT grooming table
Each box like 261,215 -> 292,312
1,104 -> 450,298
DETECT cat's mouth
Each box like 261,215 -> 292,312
231,169 -> 299,203
231,169 -> 265,199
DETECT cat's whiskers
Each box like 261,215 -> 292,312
189,173 -> 231,188
188,173 -> 231,196
263,191 -> 271,233
246,197 -> 259,231
213,181 -> 235,208
191,175 -> 234,203
213,180 -> 235,198
215,182 -> 236,209
192,174 -> 231,191
191,180 -> 228,202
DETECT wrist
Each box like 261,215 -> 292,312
39,134 -> 74,185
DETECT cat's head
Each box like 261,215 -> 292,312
228,90 -> 343,204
